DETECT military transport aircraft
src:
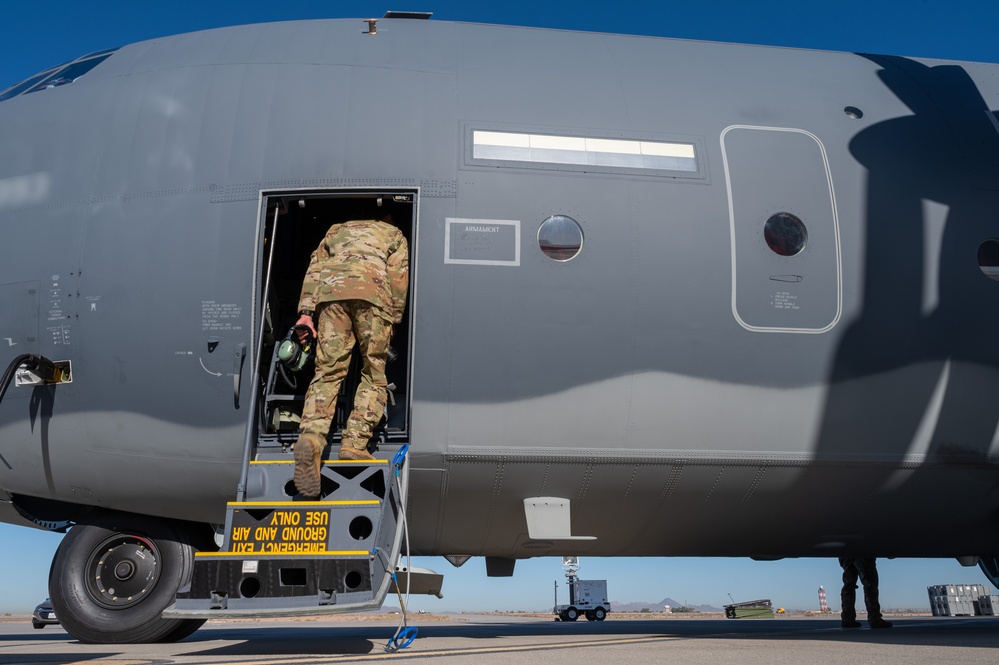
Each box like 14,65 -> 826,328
2,12 -> 999,643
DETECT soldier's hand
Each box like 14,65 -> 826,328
296,314 -> 316,341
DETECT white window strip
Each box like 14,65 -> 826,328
473,129 -> 697,173
586,138 -> 641,155
640,141 -> 696,158
474,130 -> 530,148
529,134 -> 586,151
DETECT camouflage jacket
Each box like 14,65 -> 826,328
298,220 -> 409,324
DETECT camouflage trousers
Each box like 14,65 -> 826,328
299,300 -> 392,449
839,557 -> 882,621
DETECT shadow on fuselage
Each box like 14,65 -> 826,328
790,55 -> 999,555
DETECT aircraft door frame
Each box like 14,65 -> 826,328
721,125 -> 843,334
250,188 -> 417,449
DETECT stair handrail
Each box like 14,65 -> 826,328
236,203 -> 282,502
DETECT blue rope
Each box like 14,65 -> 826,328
392,444 -> 410,475
390,626 -> 419,650
383,446 -> 415,652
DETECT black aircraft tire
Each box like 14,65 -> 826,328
49,513 -> 196,644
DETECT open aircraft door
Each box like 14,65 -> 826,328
251,190 -> 415,452
167,189 -> 417,620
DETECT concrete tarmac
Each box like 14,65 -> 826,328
2,615 -> 998,665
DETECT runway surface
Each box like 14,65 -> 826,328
2,615 -> 998,665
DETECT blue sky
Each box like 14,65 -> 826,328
2,0 -> 998,615
2,0 -> 999,91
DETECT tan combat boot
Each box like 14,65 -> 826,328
294,432 -> 325,498
338,444 -> 375,461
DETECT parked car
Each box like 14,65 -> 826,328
32,599 -> 58,629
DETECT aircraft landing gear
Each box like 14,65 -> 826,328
979,557 -> 999,588
49,513 -> 205,643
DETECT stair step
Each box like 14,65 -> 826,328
229,500 -> 381,506
243,458 -> 391,504
168,447 -> 411,618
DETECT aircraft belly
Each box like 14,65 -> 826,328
414,362 -> 999,557
0,412 -> 241,524
426,450 -> 999,558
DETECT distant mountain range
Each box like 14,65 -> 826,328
612,597 -> 724,613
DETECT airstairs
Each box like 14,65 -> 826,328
166,446 -> 410,618
165,196 -> 432,620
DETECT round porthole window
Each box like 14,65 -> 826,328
977,239 -> 999,281
538,215 -> 583,261
764,212 -> 807,257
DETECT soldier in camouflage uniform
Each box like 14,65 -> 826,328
293,204 -> 409,497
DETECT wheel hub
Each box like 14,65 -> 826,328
86,535 -> 159,609
114,560 -> 135,580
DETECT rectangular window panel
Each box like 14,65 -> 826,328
471,129 -> 698,175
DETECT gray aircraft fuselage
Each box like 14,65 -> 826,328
2,17 -> 999,569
